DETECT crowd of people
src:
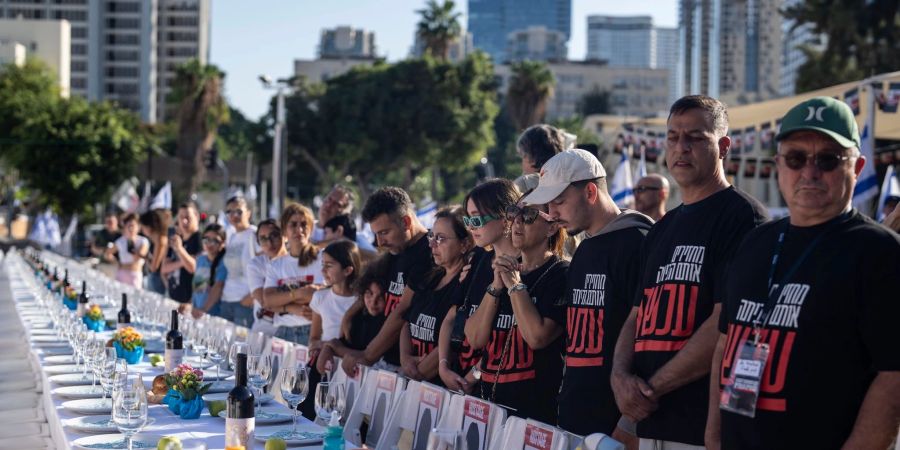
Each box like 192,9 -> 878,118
88,95 -> 900,450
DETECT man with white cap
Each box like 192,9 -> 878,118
707,96 -> 900,450
522,148 -> 653,443
611,95 -> 768,450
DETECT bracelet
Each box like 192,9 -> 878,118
509,283 -> 527,293
439,358 -> 449,366
486,284 -> 504,298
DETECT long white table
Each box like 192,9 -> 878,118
9,264 -> 329,450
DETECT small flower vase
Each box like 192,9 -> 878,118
113,341 -> 145,365
82,316 -> 105,332
162,389 -> 203,419
63,298 -> 77,311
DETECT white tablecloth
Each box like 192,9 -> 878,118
12,283 -> 328,450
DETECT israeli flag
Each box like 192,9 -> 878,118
876,165 -> 899,222
852,122 -> 878,213
611,151 -> 635,208
634,145 -> 648,181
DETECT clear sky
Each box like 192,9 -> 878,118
210,0 -> 678,120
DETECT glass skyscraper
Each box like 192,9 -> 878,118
468,0 -> 571,62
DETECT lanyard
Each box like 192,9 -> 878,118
751,211 -> 852,342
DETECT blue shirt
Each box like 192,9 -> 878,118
192,254 -> 228,311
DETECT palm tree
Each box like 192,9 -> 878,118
505,60 -> 555,131
167,59 -> 230,199
416,0 -> 462,61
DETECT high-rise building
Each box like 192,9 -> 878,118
0,0 -> 210,123
679,0 -> 782,105
779,0 -> 822,96
506,26 -> 567,63
468,0 -> 571,63
0,18 -> 71,97
586,15 -> 681,102
319,26 -> 376,59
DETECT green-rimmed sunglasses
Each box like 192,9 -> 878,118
463,214 -> 499,229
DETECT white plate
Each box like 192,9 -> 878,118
202,391 -> 273,404
29,329 -> 58,336
62,398 -> 113,414
43,354 -> 77,365
183,356 -> 217,369
40,346 -> 74,356
254,424 -> 326,445
31,335 -> 70,346
64,415 -> 118,433
44,364 -> 83,375
215,408 -> 293,424
206,380 -> 232,393
71,433 -> 160,449
54,385 -> 105,399
201,369 -> 233,380
50,373 -> 94,386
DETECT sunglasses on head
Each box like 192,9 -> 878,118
778,150 -> 853,172
504,205 -> 555,224
463,214 -> 498,229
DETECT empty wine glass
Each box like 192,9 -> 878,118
112,387 -> 148,450
315,380 -> 346,423
205,333 -> 226,380
100,358 -> 127,401
279,364 -> 310,438
228,341 -> 249,371
247,354 -> 272,413
426,429 -> 468,450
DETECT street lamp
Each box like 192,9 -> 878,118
259,75 -> 291,217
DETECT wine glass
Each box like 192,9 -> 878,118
100,358 -> 127,401
228,341 -> 249,371
205,333 -> 226,380
315,380 -> 346,423
279,364 -> 310,438
426,429 -> 468,450
112,388 -> 148,450
247,354 -> 272,413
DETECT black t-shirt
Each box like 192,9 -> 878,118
478,256 -> 568,425
558,226 -> 648,436
379,234 -> 433,366
718,211 -> 900,450
633,187 -> 768,445
167,232 -> 202,303
93,229 -> 121,249
404,277 -> 460,358
343,309 -> 389,350
451,248 -> 494,373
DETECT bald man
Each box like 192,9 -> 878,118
634,174 -> 669,221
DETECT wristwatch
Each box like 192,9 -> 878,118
486,284 -> 505,298
509,283 -> 527,293
472,366 -> 482,381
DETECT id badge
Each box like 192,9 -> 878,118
720,339 -> 770,418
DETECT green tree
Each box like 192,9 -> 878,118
0,61 -> 149,216
416,0 -> 463,61
506,60 -> 555,131
783,0 -> 899,92
167,59 -> 230,201
577,86 -> 611,116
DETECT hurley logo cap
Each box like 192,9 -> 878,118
775,96 -> 861,149
521,148 -> 606,205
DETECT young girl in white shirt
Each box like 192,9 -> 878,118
309,240 -> 362,363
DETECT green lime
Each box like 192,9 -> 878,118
265,437 -> 287,450
157,436 -> 182,450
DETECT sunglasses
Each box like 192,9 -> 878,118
202,237 -> 222,245
225,209 -> 244,216
426,231 -> 458,245
504,205 -> 555,225
463,214 -> 498,229
778,151 -> 853,172
258,232 -> 282,244
634,186 -> 661,194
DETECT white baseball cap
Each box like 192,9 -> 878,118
521,148 -> 606,205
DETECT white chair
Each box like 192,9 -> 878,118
343,369 -> 407,448
376,380 -> 451,450
264,337 -> 292,405
433,394 -> 507,450
490,416 -> 569,450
